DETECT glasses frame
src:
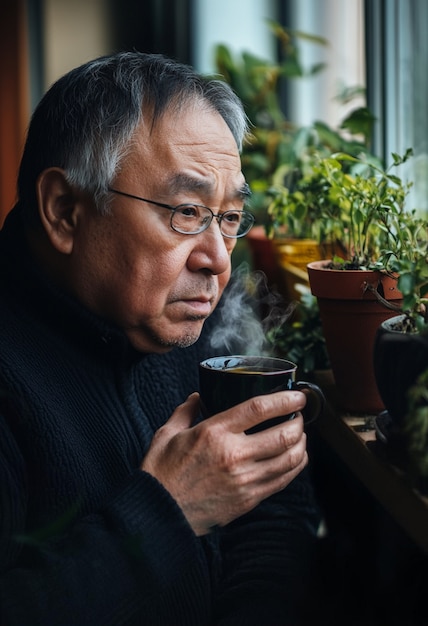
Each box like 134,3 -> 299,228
107,187 -> 255,238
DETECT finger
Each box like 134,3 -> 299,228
244,433 -> 308,494
214,444 -> 308,527
260,425 -> 307,471
215,390 -> 307,434
248,413 -> 306,462
163,392 -> 201,434
257,448 -> 309,494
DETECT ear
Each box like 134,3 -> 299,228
36,167 -> 81,254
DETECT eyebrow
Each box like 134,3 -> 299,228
240,182 -> 252,200
166,173 -> 251,203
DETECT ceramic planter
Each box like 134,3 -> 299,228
273,237 -> 325,301
272,237 -> 315,300
307,260 -> 402,414
373,315 -> 428,492
373,315 -> 428,424
273,237 -> 323,272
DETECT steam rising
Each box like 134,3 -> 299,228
210,263 -> 295,355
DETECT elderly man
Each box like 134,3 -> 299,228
0,52 -> 319,625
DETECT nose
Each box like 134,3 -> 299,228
187,221 -> 234,275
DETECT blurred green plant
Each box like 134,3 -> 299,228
377,208 -> 428,333
214,20 -> 376,225
268,149 -> 413,264
403,367 -> 428,482
266,284 -> 330,373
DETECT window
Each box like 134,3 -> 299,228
366,0 -> 428,214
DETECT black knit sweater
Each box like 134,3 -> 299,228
0,208 -> 320,625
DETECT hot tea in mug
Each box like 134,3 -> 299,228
199,355 -> 325,433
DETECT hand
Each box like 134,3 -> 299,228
140,391 -> 308,536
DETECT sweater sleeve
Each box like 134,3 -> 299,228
0,420 -> 212,626
213,467 -> 321,626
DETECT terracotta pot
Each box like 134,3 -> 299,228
307,260 -> 402,414
245,225 -> 279,286
273,238 -> 344,302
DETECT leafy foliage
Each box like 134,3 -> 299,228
268,149 -> 414,268
266,285 -> 330,373
213,21 -> 372,222
403,368 -> 428,480
376,210 -> 428,331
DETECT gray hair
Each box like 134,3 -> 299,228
17,51 -> 248,224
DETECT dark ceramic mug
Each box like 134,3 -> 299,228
199,355 -> 325,433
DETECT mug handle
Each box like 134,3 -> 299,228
293,380 -> 325,424
245,380 -> 326,434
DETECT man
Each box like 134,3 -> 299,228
0,52 -> 319,625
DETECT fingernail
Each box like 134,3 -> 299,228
292,391 -> 306,405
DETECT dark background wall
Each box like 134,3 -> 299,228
109,0 -> 193,64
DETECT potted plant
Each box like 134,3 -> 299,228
303,150 -> 414,413
372,210 -> 428,438
265,129 -> 377,297
214,23 -> 421,416
213,21 -> 374,292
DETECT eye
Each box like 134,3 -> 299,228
177,204 -> 199,218
222,210 -> 242,224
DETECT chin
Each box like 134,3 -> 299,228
164,329 -> 203,349
128,323 -> 204,353
160,319 -> 206,349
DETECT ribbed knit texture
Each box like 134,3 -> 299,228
0,208 -> 320,625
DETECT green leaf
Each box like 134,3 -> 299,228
398,273 -> 416,296
340,107 -> 376,142
353,207 -> 365,224
294,203 -> 307,220
308,62 -> 327,76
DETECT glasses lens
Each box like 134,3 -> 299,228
220,210 -> 255,238
172,205 -> 212,234
171,204 -> 255,238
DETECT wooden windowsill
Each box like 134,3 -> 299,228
315,395 -> 428,554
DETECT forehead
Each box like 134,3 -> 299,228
119,102 -> 244,196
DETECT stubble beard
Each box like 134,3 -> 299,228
150,314 -> 207,349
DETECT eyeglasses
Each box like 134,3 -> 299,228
108,187 -> 255,238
